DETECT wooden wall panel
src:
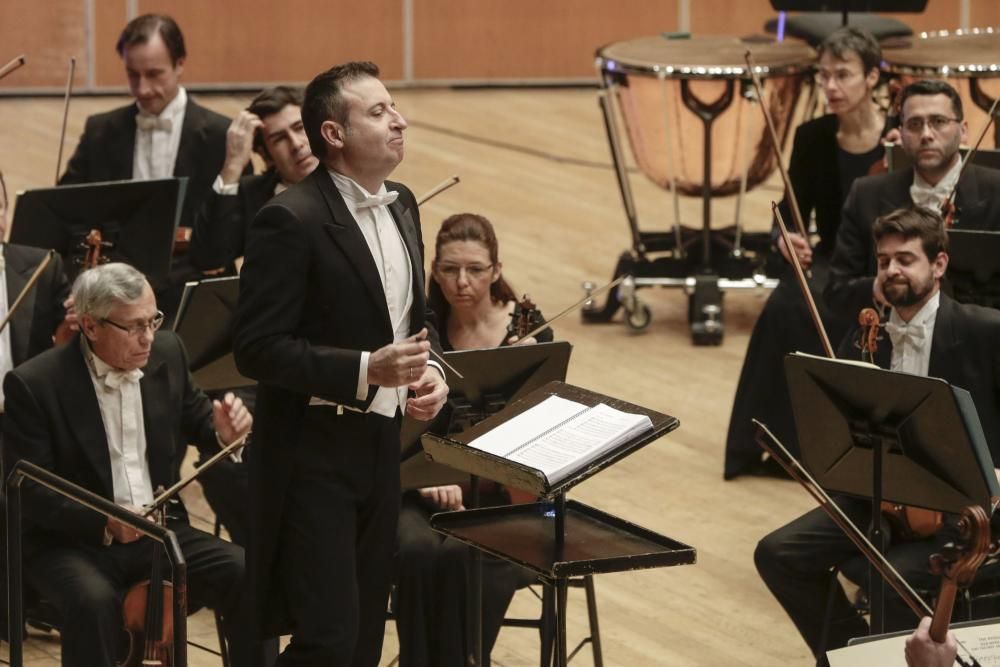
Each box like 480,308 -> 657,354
412,0 -> 679,80
0,0 -> 88,89
93,0 -> 129,88
970,0 -> 1000,29
1,0 -> 996,90
689,1 -> 773,38
133,0 -> 404,84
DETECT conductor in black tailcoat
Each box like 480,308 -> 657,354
235,61 -> 448,667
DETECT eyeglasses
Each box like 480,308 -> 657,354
101,310 -> 165,337
435,263 -> 494,280
815,68 -> 862,87
901,115 -> 961,134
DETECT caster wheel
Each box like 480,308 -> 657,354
626,303 -> 652,331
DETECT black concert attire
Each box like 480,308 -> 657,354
235,168 -> 441,666
824,162 -> 1000,321
723,115 -> 883,478
191,169 -> 282,273
59,95 -> 241,319
189,169 -> 285,549
754,293 -> 1000,662
2,332 -> 266,667
0,244 -> 69,635
395,305 -> 551,667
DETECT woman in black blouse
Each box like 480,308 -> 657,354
724,27 -> 886,478
395,213 -> 549,666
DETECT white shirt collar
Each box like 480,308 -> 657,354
328,169 -> 388,205
888,289 -> 940,331
911,156 -> 962,208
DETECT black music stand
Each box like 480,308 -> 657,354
172,276 -> 253,391
424,381 -> 695,667
399,342 -> 571,666
784,352 -> 1000,634
10,178 -> 186,288
400,341 -> 573,489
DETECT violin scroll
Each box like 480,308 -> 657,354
856,307 -> 883,363
507,294 -> 543,342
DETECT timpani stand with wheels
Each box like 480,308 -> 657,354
584,35 -> 814,344
884,29 -> 1000,148
423,382 -> 696,667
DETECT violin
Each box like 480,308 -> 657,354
507,294 -> 544,343
119,497 -> 173,667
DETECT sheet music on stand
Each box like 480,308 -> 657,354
426,380 -> 693,667
399,341 -> 572,490
828,617 -> 1000,666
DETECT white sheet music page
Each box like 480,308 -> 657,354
827,620 -> 1000,666
466,395 -> 653,485
466,395 -> 586,458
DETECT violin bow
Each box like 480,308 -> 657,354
0,250 -> 55,335
943,96 -> 1000,215
417,175 -> 460,207
772,203 -> 834,357
54,57 -> 76,185
0,54 -> 26,83
745,50 -> 810,241
517,275 -> 626,343
754,420 -> 985,667
143,433 -> 250,517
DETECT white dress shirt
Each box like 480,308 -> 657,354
316,170 -> 415,418
910,157 -> 962,210
81,338 -> 153,507
133,87 -> 188,181
887,291 -> 940,377
0,246 -> 13,411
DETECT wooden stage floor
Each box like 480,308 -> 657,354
0,87 -> 818,666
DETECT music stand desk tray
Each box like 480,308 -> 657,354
421,381 -> 680,498
432,500 -> 696,579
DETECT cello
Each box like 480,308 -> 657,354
755,420 -> 992,666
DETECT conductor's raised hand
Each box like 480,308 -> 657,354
406,365 -> 448,421
368,329 -> 431,388
220,110 -> 263,185
213,391 -> 252,446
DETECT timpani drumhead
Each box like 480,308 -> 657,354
884,31 -> 1000,148
597,36 -> 815,196
597,35 -> 815,77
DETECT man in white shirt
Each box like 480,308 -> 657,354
826,79 -> 1000,320
3,263 -> 268,667
755,207 -> 1000,665
234,61 -> 448,667
59,14 -> 238,316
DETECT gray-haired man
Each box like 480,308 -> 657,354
2,263 -> 267,667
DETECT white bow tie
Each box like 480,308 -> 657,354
102,368 -> 143,390
356,191 -> 399,209
884,320 -> 927,348
136,113 -> 172,132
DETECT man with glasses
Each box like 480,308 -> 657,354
825,79 -> 1000,319
2,262 -> 270,667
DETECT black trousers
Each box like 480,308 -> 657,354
394,490 -> 535,667
723,260 -> 850,479
754,498 -> 960,664
27,520 -> 268,667
275,408 -> 400,667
